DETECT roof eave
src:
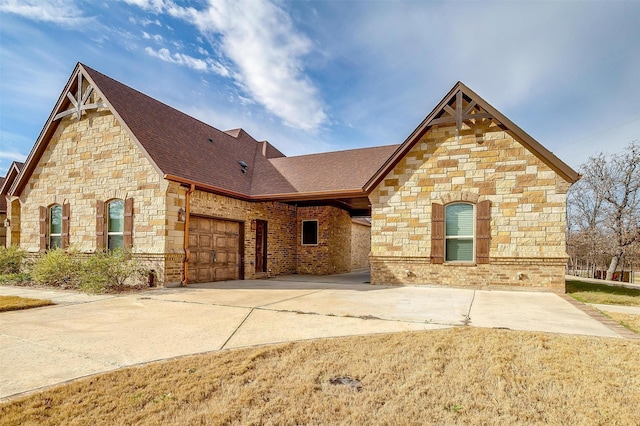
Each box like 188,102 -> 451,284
164,174 -> 253,201
251,189 -> 368,203
165,173 -> 368,203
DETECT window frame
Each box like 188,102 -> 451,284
106,199 -> 125,251
48,204 -> 62,250
444,202 -> 475,263
301,220 -> 319,246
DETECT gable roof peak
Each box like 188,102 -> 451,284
364,81 -> 580,190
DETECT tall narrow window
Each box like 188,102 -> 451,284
107,199 -> 124,250
301,220 -> 318,245
49,204 -> 62,249
445,203 -> 474,262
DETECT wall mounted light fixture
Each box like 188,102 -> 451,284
178,208 -> 186,223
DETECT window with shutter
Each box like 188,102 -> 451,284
62,202 -> 70,249
476,200 -> 491,264
124,197 -> 133,248
39,206 -> 47,251
96,200 -> 105,250
430,203 -> 444,264
107,199 -> 124,250
48,204 -> 62,249
431,200 -> 492,264
445,203 -> 474,262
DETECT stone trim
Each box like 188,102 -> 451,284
371,255 -> 568,264
440,191 -> 479,205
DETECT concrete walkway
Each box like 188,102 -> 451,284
0,273 -> 627,401
589,303 -> 640,315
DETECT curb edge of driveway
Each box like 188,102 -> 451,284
559,295 -> 640,340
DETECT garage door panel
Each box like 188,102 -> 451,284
199,235 -> 212,247
188,217 -> 241,283
198,218 -> 211,232
215,267 -> 235,281
197,251 -> 210,264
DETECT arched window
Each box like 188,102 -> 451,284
445,203 -> 474,262
49,204 -> 62,249
107,199 -> 124,250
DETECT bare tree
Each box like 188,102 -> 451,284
577,142 -> 640,280
567,176 -> 607,277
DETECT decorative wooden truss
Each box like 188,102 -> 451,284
53,72 -> 106,121
429,90 -> 499,134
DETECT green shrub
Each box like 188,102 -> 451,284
0,246 -> 27,274
78,249 -> 145,293
31,249 -> 81,288
0,272 -> 31,286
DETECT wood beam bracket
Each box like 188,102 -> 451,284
53,72 -> 106,121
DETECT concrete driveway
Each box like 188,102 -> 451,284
0,272 -> 624,400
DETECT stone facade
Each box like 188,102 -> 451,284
369,123 -> 572,292
8,102 -> 171,283
13,68 -> 575,291
351,220 -> 371,270
8,96 -> 361,286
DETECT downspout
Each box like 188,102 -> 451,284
182,184 -> 195,286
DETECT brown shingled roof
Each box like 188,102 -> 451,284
252,145 -> 399,196
82,65 -> 269,197
0,177 -> 6,213
82,64 -> 400,201
11,63 -> 398,211
12,64 -> 577,216
1,162 -> 23,212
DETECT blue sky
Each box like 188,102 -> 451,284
1,0 -> 639,176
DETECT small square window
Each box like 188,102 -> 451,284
301,220 -> 318,245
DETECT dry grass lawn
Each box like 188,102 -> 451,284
602,311 -> 640,334
0,295 -> 53,312
2,328 -> 639,425
566,279 -> 640,306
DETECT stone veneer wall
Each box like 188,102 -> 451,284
369,124 -> 572,292
10,91 -> 369,285
351,221 -> 371,270
10,103 -> 171,284
297,206 -> 352,275
187,188 -> 298,279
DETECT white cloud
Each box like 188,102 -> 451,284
129,16 -> 161,27
142,31 -> 163,42
0,150 -> 27,162
0,0 -> 92,26
120,0 -> 167,12
126,0 -> 327,131
144,46 -> 229,77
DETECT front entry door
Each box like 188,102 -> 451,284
189,217 -> 241,282
255,220 -> 267,273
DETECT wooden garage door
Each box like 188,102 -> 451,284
188,217 -> 241,283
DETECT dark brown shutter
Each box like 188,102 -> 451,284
39,206 -> 47,251
62,202 -> 70,249
430,203 -> 444,264
96,200 -> 105,250
124,197 -> 133,248
476,200 -> 491,264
